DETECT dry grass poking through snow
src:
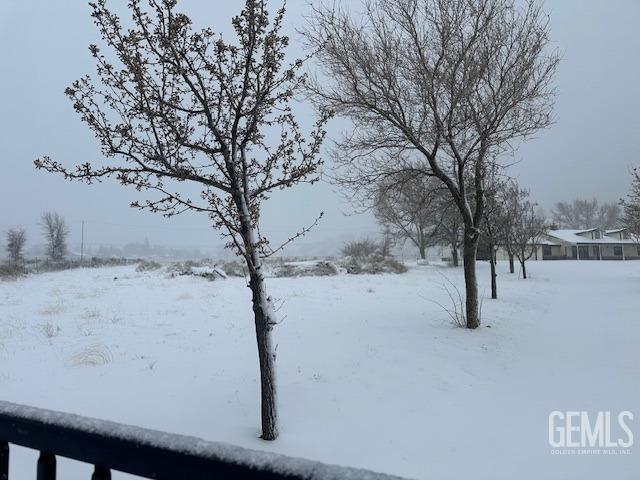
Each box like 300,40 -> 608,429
67,344 -> 113,367
40,322 -> 61,338
39,302 -> 65,316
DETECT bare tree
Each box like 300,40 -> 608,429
6,228 -> 27,264
494,180 -> 523,274
41,212 -> 69,261
509,190 -> 546,279
374,172 -> 444,259
304,0 -> 558,328
621,168 -> 640,237
434,201 -> 464,267
551,198 -> 620,230
35,0 -> 328,440
482,176 -> 507,299
379,225 -> 394,257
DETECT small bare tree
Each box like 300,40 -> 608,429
509,190 -> 546,279
6,228 -> 27,264
41,212 -> 69,261
503,228 -> 517,274
35,0 -> 328,440
621,168 -> 640,237
341,238 -> 380,257
304,0 -> 558,328
435,202 -> 465,267
482,176 -> 507,299
379,226 -> 394,257
374,172 -> 444,260
496,181 -> 522,274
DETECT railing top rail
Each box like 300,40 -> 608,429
0,401 -> 408,480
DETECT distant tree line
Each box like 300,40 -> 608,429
551,199 -> 620,230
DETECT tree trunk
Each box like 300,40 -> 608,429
508,253 -> 515,274
419,244 -> 426,260
451,246 -> 459,267
490,248 -> 497,300
235,181 -> 278,441
462,231 -> 480,329
248,268 -> 279,440
520,260 -> 527,279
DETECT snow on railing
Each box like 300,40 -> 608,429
0,400 -> 406,480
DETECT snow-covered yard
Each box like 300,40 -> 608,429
1,260 -> 638,479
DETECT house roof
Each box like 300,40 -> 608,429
545,229 -> 637,245
605,228 -> 626,234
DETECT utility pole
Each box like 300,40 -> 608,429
80,220 -> 85,265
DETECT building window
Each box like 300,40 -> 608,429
594,230 -> 601,239
543,245 -> 552,257
614,246 -> 623,257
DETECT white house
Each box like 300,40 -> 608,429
534,228 -> 640,260
493,227 -> 639,261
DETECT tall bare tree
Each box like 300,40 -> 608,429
6,228 -> 27,264
621,168 -> 640,237
35,0 -> 328,440
304,0 -> 558,328
41,212 -> 69,261
551,198 -> 620,230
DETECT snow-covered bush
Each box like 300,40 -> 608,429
190,266 -> 227,281
273,261 -> 338,278
340,254 -> 408,275
168,260 -> 226,281
220,260 -> 246,277
136,260 -> 162,272
167,260 -> 202,275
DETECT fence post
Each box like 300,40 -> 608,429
0,441 -> 8,480
36,452 -> 55,480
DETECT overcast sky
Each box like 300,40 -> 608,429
1,1 -> 638,255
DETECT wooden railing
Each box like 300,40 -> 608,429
0,401 -> 406,480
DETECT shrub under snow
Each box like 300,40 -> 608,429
273,261 -> 338,278
340,254 -> 408,275
136,260 -> 162,272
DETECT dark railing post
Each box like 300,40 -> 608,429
92,465 -> 111,480
36,452 -> 55,480
0,441 -> 8,480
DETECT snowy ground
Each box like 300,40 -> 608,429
1,260 -> 638,479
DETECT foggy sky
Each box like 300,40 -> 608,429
1,1 -> 639,255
